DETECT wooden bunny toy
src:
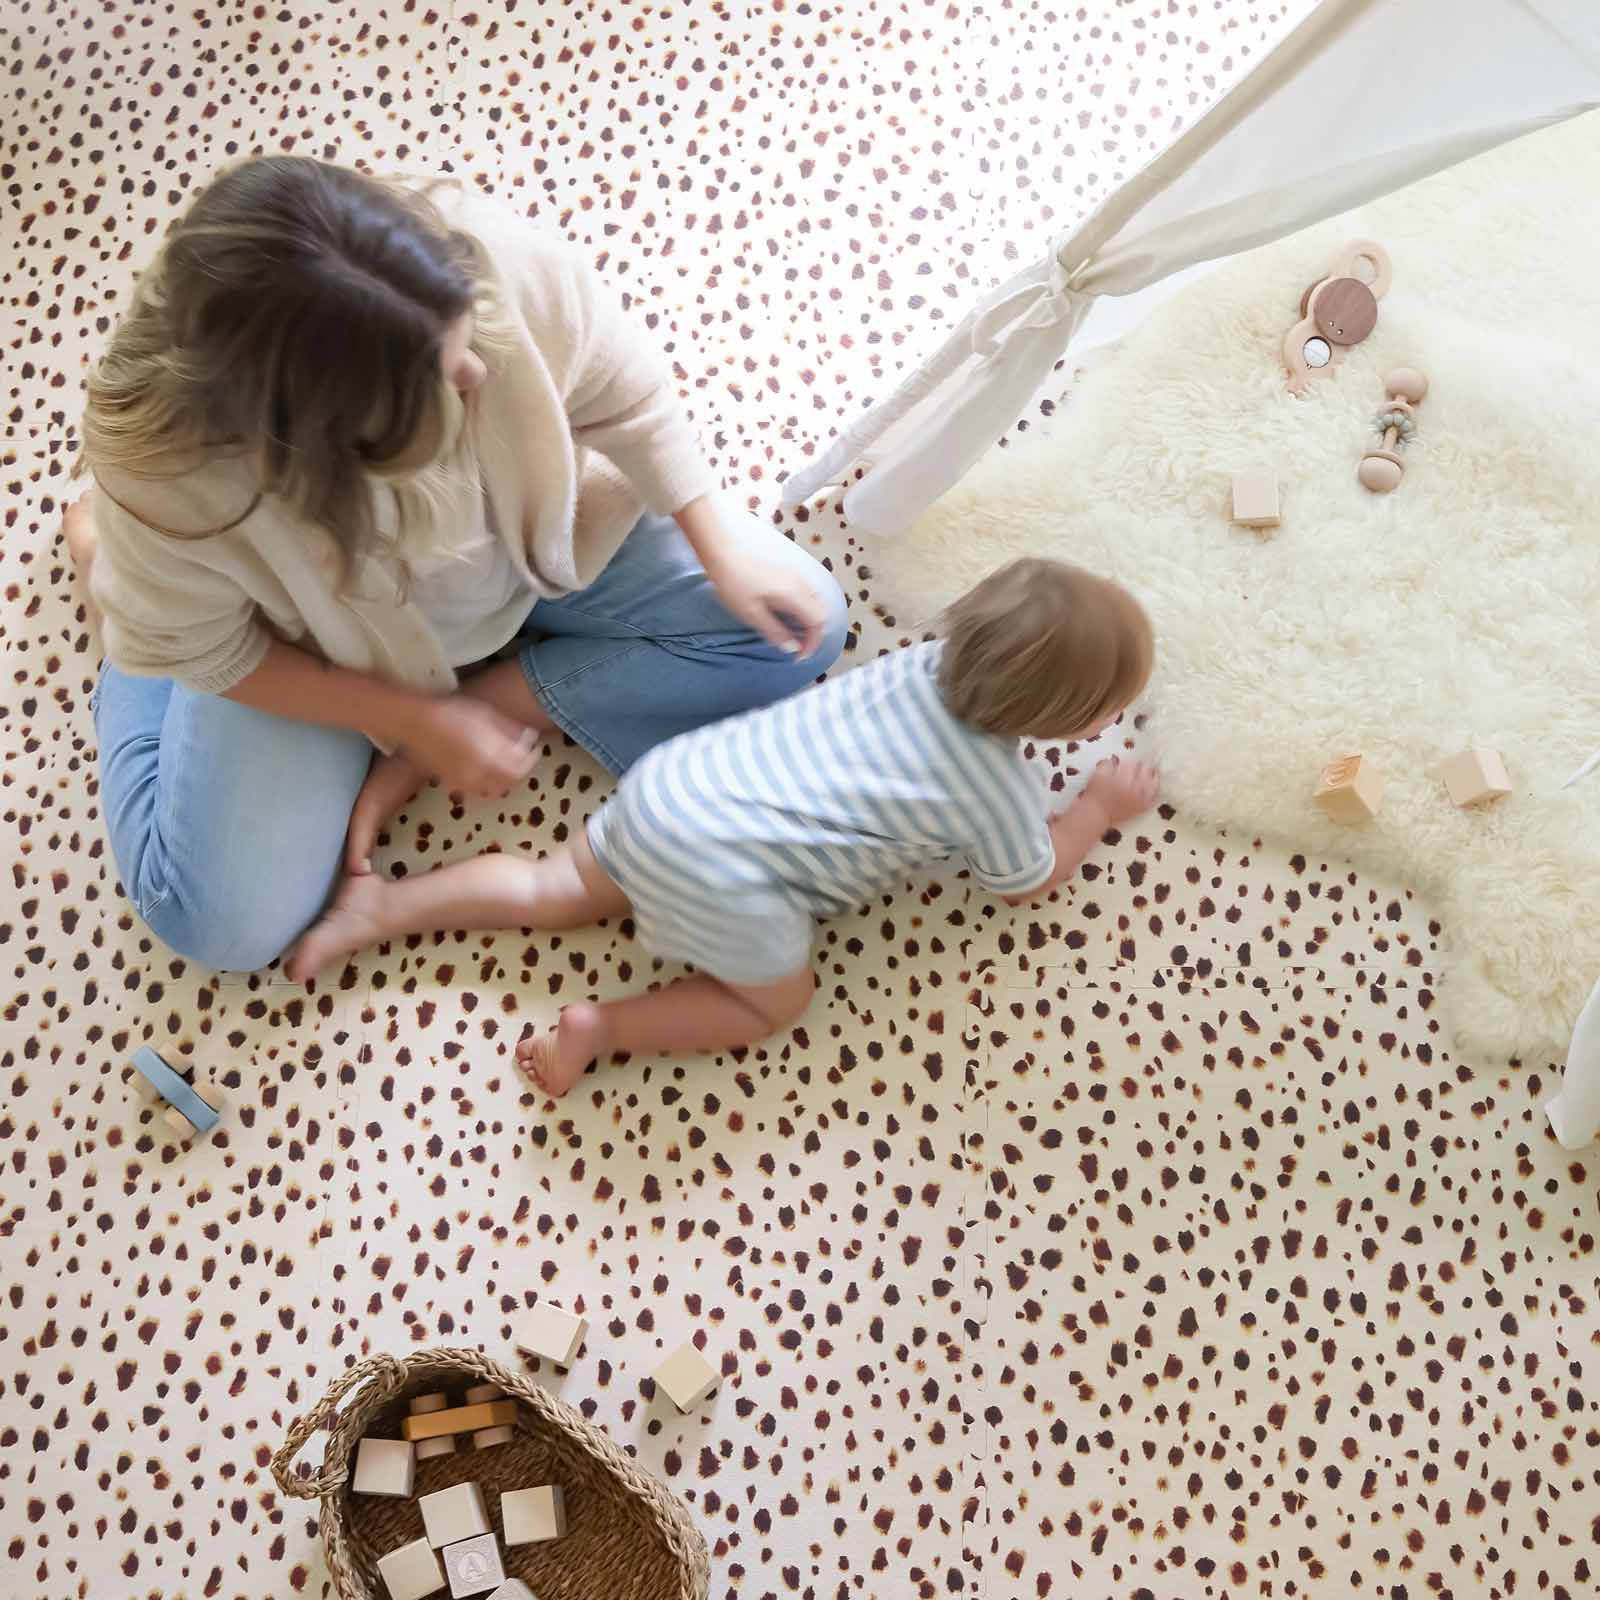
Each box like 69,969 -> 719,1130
1283,239 -> 1392,395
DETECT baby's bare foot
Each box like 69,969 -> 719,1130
516,1004 -> 607,1098
62,494 -> 102,638
286,872 -> 391,984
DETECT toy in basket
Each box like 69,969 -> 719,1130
271,1348 -> 708,1600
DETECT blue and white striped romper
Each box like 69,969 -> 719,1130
586,641 -> 1056,986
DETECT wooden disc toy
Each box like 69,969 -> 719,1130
1312,277 -> 1379,345
1284,239 -> 1391,394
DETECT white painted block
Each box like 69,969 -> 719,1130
515,1304 -> 587,1368
441,1531 -> 505,1598
376,1537 -> 446,1600
352,1436 -> 415,1498
419,1481 -> 491,1549
500,1485 -> 567,1545
653,1344 -> 721,1412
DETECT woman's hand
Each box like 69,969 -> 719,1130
397,694 -> 541,798
675,494 -> 829,657
704,542 -> 829,658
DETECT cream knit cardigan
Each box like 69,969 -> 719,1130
88,187 -> 716,697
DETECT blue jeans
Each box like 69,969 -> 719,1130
92,511 -> 847,971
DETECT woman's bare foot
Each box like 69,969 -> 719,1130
516,1003 -> 609,1098
345,751 -> 428,873
62,493 -> 102,638
285,872 -> 392,984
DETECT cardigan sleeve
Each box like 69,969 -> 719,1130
491,212 -> 717,516
89,488 -> 273,696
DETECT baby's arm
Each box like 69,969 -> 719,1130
1003,758 -> 1159,906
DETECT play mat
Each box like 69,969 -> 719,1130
3,4 -> 1594,1599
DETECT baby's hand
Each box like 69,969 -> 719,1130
1081,757 -> 1160,828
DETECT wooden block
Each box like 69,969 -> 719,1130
515,1305 -> 587,1368
376,1537 -> 446,1600
1439,747 -> 1511,808
1314,755 -> 1385,823
1230,469 -> 1281,529
352,1436 -> 416,1498
463,1384 -> 503,1405
653,1344 -> 721,1412
486,1582 -> 538,1600
418,1481 -> 492,1548
501,1485 -> 567,1546
441,1531 -> 506,1599
402,1400 -> 517,1443
410,1393 -> 459,1458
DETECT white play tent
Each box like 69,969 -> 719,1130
782,0 -> 1600,535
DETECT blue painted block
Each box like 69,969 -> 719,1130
130,1046 -> 222,1135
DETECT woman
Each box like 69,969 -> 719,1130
67,156 -> 847,972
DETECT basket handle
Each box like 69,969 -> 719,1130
270,1353 -> 407,1499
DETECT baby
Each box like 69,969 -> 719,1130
289,556 -> 1159,1095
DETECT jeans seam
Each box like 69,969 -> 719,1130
522,641 -> 649,775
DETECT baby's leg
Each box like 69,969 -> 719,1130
287,828 -> 629,983
517,965 -> 817,1098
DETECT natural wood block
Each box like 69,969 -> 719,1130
501,1485 -> 567,1546
1231,469 -> 1281,529
485,1582 -> 537,1600
352,1436 -> 416,1498
401,1401 -> 517,1444
409,1392 -> 452,1414
463,1384 -> 503,1405
441,1531 -> 505,1599
376,1537 -> 446,1600
1439,747 -> 1511,807
1314,755 -> 1385,823
653,1344 -> 721,1412
515,1305 -> 587,1368
418,1482 -> 492,1548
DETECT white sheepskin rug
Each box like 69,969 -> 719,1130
873,112 -> 1600,1067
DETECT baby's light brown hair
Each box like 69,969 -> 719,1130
938,557 -> 1153,739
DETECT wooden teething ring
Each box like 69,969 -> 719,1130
1284,240 -> 1391,394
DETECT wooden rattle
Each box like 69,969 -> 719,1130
1358,367 -> 1428,492
1283,239 -> 1392,395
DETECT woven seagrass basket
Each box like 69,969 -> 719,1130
271,1348 -> 709,1600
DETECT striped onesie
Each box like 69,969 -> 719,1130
586,641 -> 1056,986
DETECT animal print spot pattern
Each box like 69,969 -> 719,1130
5,4 -> 1593,1599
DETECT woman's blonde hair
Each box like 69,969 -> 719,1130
938,557 -> 1153,738
78,155 -> 512,580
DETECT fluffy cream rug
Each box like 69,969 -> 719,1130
874,112 -> 1600,1067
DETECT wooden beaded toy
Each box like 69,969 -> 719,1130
1359,367 -> 1429,492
